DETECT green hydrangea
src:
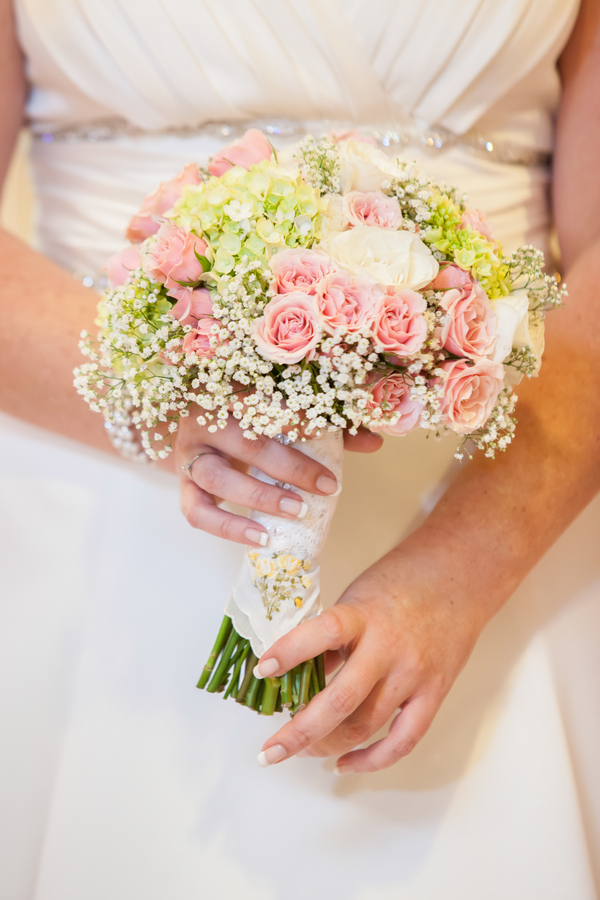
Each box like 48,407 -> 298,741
423,193 -> 510,299
171,161 -> 323,275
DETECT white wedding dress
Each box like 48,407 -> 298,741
2,2 -> 600,898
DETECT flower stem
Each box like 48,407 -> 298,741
245,676 -> 261,710
281,671 -> 293,708
315,652 -> 326,692
198,619 -> 327,715
298,660 -> 313,711
310,660 -> 320,698
223,641 -> 249,700
197,614 -> 232,689
236,651 -> 259,704
260,677 -> 281,715
206,627 -> 239,693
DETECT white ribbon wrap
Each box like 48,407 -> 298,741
225,429 -> 344,657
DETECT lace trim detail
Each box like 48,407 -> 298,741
30,116 -> 551,168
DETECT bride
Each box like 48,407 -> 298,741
1,0 -> 600,897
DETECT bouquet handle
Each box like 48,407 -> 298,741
197,429 -> 344,715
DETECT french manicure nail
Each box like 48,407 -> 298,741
257,744 -> 287,767
253,658 -> 279,679
316,475 -> 339,495
334,765 -> 350,776
279,497 -> 308,518
245,528 -> 269,547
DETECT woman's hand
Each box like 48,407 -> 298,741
254,524 -> 493,773
175,409 -> 382,547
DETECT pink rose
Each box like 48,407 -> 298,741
343,191 -> 402,230
104,244 -> 141,288
171,287 -> 213,326
126,163 -> 200,243
373,288 -> 427,356
460,208 -> 495,243
252,292 -> 322,364
439,358 -> 504,434
430,264 -> 474,291
439,282 -> 497,360
367,373 -> 423,436
316,271 -> 383,334
174,289 -> 216,358
328,129 -> 378,147
142,223 -> 207,298
270,248 -> 337,295
208,129 -> 273,177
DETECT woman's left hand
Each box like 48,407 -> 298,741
254,525 -> 495,773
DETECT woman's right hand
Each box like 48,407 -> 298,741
174,410 -> 376,547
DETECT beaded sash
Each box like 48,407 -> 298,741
31,116 -> 551,169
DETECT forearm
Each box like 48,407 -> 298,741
399,237 -> 600,621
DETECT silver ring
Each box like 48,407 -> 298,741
181,451 -> 215,481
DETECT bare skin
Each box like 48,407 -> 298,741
2,0 -> 599,774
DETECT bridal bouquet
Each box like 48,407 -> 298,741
75,128 -> 563,715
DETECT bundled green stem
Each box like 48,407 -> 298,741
197,614 -> 324,715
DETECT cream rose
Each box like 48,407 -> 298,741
337,140 -> 407,193
325,225 -> 439,290
492,289 -> 545,384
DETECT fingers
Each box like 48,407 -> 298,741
334,694 -> 438,774
300,677 -> 398,759
255,606 -> 364,676
343,428 -> 384,454
258,649 -> 380,764
185,452 -> 310,522
201,419 -> 340,496
180,478 -> 269,547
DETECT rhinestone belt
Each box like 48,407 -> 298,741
31,116 -> 551,168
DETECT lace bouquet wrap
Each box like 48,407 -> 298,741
75,128 -> 564,715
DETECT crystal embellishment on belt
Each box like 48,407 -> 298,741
31,116 -> 551,168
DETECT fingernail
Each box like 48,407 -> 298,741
316,475 -> 339,495
279,497 -> 308,518
253,658 -> 279,678
334,765 -> 351,776
245,528 -> 269,547
257,744 -> 287,767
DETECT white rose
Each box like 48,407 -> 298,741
337,139 -> 428,194
324,225 -> 439,290
492,288 -> 545,384
491,289 -> 529,364
337,140 -> 406,193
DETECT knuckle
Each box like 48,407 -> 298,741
290,459 -> 309,486
248,484 -> 272,510
320,608 -> 345,640
328,684 -> 357,717
390,735 -> 418,759
342,721 -> 371,746
217,516 -> 235,541
200,462 -> 224,494
289,720 -> 313,749
243,433 -> 268,463
402,649 -> 428,682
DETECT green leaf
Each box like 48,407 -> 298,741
194,249 -> 212,272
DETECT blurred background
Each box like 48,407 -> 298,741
1,130 -> 33,242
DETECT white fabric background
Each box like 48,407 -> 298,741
2,2 -> 599,898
